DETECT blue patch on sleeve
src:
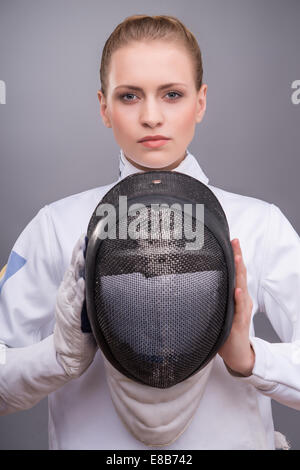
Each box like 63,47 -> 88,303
0,251 -> 27,294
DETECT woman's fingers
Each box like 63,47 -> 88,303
231,239 -> 252,322
232,239 -> 248,290
235,255 -> 247,291
234,286 -> 247,324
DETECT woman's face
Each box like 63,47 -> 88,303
98,40 -> 207,170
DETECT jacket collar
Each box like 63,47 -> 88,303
118,148 -> 209,185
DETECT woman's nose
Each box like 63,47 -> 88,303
139,98 -> 164,127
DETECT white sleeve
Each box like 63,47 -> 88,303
0,206 -> 71,415
0,335 -> 72,415
230,203 -> 300,410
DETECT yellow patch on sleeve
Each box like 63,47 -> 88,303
0,264 -> 7,280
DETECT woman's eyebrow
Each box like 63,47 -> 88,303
114,83 -> 187,92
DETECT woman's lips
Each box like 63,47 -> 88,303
139,139 -> 170,148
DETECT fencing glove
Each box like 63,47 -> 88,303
53,234 -> 98,379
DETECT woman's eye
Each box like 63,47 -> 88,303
120,93 -> 137,102
166,91 -> 182,100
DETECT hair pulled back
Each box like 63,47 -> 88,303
100,14 -> 203,97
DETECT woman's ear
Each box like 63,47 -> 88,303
195,84 -> 207,124
97,90 -> 112,128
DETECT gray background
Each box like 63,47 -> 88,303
0,0 -> 299,449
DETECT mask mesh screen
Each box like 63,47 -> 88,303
92,205 -> 228,388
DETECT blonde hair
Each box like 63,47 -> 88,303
100,14 -> 203,97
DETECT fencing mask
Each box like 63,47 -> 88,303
84,170 -> 235,446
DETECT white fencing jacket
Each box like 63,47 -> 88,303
0,148 -> 299,450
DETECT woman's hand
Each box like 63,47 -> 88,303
53,234 -> 98,379
218,238 -> 255,377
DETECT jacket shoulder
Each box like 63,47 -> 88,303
208,184 -> 271,213
46,181 -> 118,216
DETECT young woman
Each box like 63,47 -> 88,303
0,14 -> 299,450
